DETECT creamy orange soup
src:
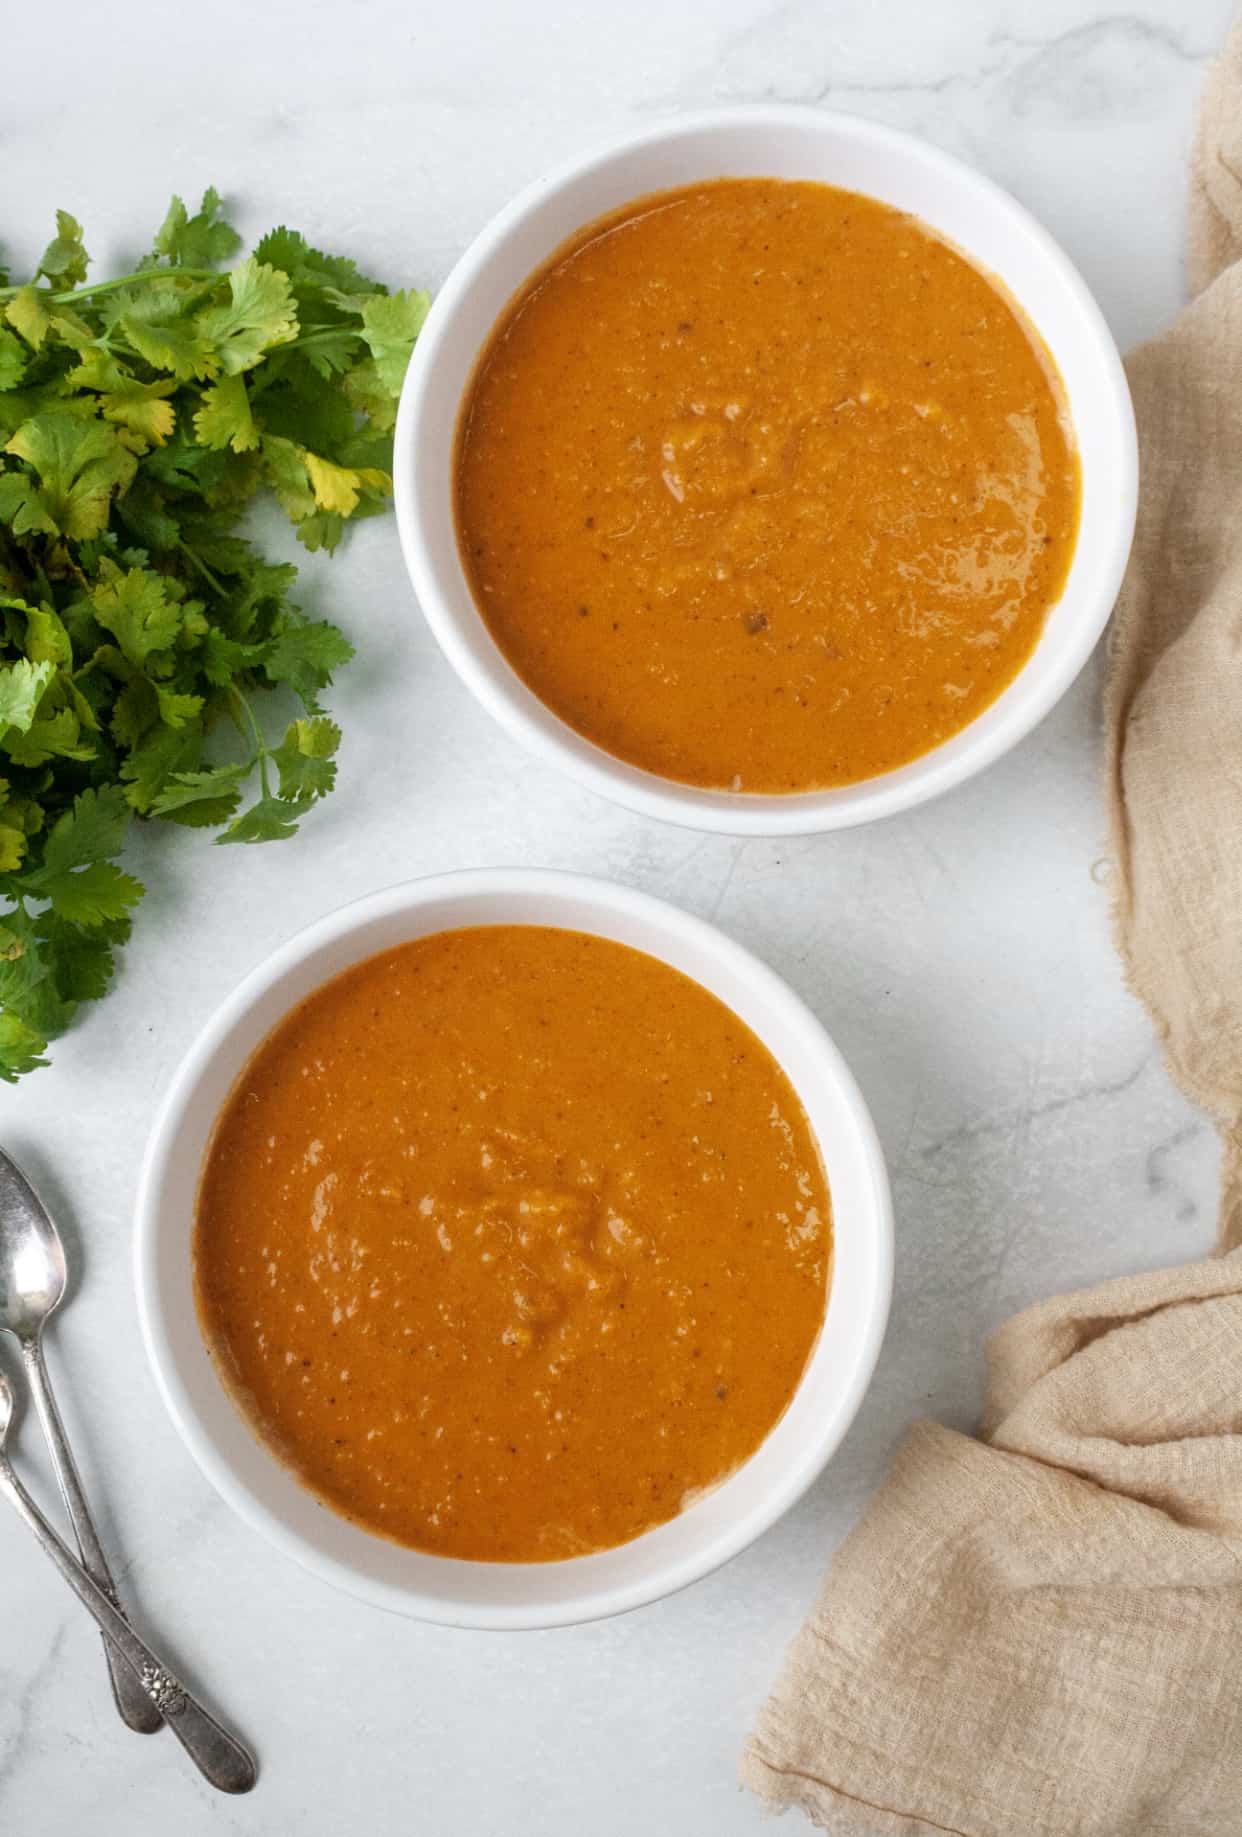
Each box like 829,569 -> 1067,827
455,178 -> 1080,791
194,926 -> 831,1561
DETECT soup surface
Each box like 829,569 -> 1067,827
455,178 -> 1080,791
194,926 -> 831,1561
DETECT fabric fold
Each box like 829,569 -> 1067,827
744,1254 -> 1242,1836
1106,20 -> 1242,1246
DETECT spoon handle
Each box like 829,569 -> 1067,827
0,1451 -> 256,1794
21,1335 -> 162,1734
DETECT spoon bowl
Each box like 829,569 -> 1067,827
0,1151 -> 68,1337
0,1365 -> 13,1440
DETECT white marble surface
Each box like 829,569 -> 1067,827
0,1 -> 1233,1829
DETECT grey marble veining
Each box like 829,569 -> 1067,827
0,1 -> 1230,1830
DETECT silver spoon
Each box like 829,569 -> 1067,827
0,1146 -> 160,1733
0,1363 -> 256,1792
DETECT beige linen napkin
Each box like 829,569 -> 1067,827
743,1252 -> 1242,1835
1107,19 -> 1242,1252
743,23 -> 1242,1836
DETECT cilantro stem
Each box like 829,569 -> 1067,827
284,326 -> 362,351
246,325 -> 362,396
177,541 -> 227,598
0,266 -> 222,306
231,687 -> 271,797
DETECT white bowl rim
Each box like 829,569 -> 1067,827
134,867 -> 893,1629
394,102 -> 1138,837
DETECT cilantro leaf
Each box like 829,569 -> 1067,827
304,452 -> 362,516
38,785 -> 131,873
0,330 -> 28,390
113,474 -> 181,552
155,686 -> 203,728
193,375 -> 259,452
149,761 -> 248,827
4,414 -> 137,540
90,565 -> 183,664
26,858 -> 144,926
119,722 -> 202,813
109,675 -> 157,749
99,382 -> 177,447
196,258 -> 298,375
262,617 -> 354,706
5,287 -> 53,350
116,280 -> 220,381
342,356 -> 398,433
359,289 -> 431,394
253,228 -> 382,298
295,512 -> 345,554
228,558 -> 298,635
271,716 -> 340,801
216,792 -> 314,845
153,189 -> 241,270
3,704 -> 95,767
37,211 -> 89,289
0,912 -> 74,1039
255,358 -> 357,452
45,305 -> 97,353
10,786 -> 140,927
0,467 -> 57,537
0,1012 -> 49,1082
298,327 -> 363,380
124,315 -> 220,381
199,628 -> 257,685
23,605 -> 73,666
259,433 -> 315,521
36,913 -> 125,1002
0,658 -> 55,734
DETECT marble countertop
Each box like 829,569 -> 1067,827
1,2 -> 1232,1830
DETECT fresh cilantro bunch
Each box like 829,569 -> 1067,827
0,190 -> 429,1080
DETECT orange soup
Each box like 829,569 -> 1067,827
455,178 -> 1080,791
194,927 -> 831,1561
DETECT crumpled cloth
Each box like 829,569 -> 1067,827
1106,14 -> 1242,1252
742,22 -> 1242,1836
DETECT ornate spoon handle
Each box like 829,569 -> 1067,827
21,1333 -> 162,1733
0,1450 -> 256,1793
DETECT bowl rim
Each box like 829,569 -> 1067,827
394,102 -> 1138,837
134,867 -> 894,1628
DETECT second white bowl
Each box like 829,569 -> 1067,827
135,870 -> 893,1628
395,105 -> 1137,835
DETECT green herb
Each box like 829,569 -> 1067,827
0,190 -> 429,1080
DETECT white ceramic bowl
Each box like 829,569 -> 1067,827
395,106 -> 1137,835
135,870 -> 892,1628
